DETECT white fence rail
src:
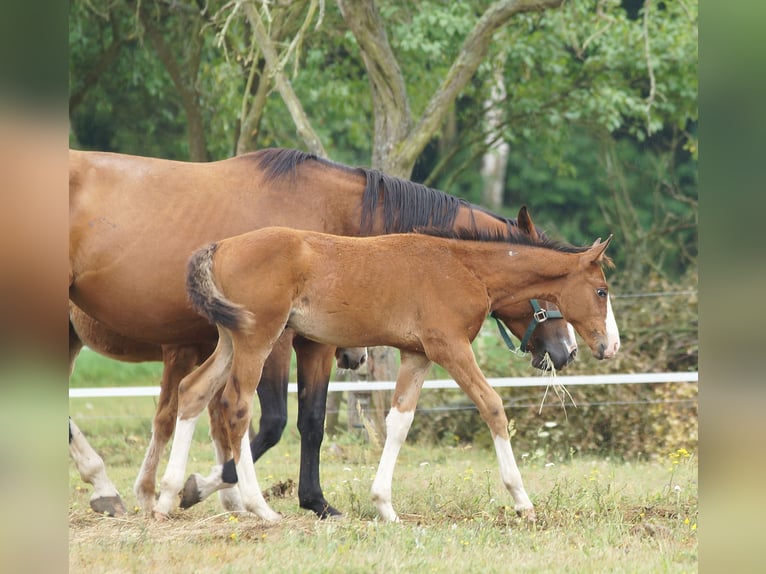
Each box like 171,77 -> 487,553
69,372 -> 698,398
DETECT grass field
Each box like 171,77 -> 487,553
69,351 -> 697,573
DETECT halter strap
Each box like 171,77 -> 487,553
493,299 -> 564,353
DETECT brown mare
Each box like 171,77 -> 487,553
69,148 -> 577,518
153,208 -> 619,522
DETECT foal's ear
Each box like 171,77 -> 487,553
517,206 -> 539,240
582,234 -> 613,265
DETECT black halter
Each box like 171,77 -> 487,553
492,300 -> 564,353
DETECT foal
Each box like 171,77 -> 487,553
155,211 -> 619,521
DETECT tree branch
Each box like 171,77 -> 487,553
241,1 -> 326,157
398,0 -> 563,172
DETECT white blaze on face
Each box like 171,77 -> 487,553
604,294 -> 620,358
565,322 -> 577,355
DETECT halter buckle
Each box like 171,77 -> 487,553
533,308 -> 548,323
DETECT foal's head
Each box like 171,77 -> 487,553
553,236 -> 620,360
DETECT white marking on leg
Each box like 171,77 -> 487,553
235,430 -> 280,521
493,435 -> 533,512
134,432 -> 165,513
604,295 -> 620,358
371,407 -> 415,522
211,434 -> 244,512
154,416 -> 199,517
69,419 -> 121,502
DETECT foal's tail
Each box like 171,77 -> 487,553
186,243 -> 254,332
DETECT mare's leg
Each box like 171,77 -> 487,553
179,331 -> 293,509
371,351 -> 432,522
68,320 -> 126,516
134,344 -> 202,513
430,340 -> 534,519
153,335 -> 233,519
292,337 -> 338,518
69,418 -> 126,516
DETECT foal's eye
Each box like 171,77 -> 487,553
596,288 -> 608,298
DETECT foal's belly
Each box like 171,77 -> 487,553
287,306 -> 421,351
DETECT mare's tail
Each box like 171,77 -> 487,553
186,243 -> 254,331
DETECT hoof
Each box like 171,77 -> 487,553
301,500 -> 342,520
318,505 -> 342,520
90,495 -> 126,517
152,511 -> 169,522
180,475 -> 202,509
516,507 -> 537,522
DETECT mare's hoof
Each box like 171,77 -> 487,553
303,500 -> 342,520
180,475 -> 202,509
90,495 -> 126,517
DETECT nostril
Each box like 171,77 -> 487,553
568,348 -> 577,363
359,355 -> 367,365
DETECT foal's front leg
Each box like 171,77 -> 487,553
371,351 -> 432,522
436,342 -> 534,520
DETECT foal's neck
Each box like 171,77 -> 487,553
458,242 -> 574,310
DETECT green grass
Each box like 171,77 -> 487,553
69,388 -> 697,573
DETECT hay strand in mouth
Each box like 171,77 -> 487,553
538,352 -> 577,419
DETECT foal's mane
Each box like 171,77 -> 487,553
413,227 -> 591,255
252,147 -> 521,236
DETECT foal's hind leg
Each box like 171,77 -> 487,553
154,336 -> 233,519
371,351 -> 432,522
431,341 -> 534,520
293,337 -> 339,518
68,320 -> 125,516
180,332 -> 292,510
220,335 -> 283,521
134,344 -> 202,513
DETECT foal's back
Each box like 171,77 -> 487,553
212,227 -> 492,350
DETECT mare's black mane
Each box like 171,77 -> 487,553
252,147 -> 554,241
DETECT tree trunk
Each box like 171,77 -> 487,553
480,56 -> 510,211
141,12 -> 208,161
